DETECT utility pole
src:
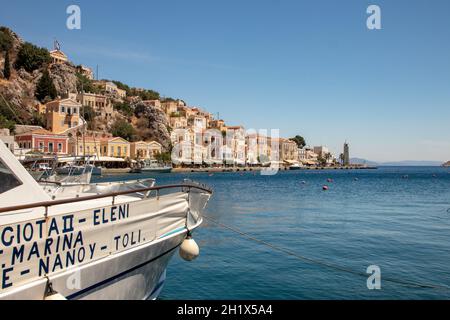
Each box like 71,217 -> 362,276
81,83 -> 86,158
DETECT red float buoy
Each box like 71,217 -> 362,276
323,185 -> 329,191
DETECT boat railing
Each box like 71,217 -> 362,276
0,182 -> 213,215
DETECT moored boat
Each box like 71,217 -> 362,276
141,160 -> 172,173
0,142 -> 212,300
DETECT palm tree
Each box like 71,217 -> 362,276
324,152 -> 332,166
339,153 -> 344,166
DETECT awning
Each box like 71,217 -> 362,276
97,156 -> 125,162
301,160 -> 317,165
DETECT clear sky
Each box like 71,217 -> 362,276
1,0 -> 450,162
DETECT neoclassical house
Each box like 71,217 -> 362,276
130,141 -> 162,160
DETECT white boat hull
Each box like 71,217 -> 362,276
0,225 -> 194,300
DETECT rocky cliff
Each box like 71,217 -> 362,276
0,26 -> 172,151
133,101 -> 172,151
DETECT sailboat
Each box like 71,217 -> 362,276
0,141 -> 212,300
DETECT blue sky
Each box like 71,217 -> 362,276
1,0 -> 450,162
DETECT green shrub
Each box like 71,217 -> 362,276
113,102 -> 133,117
76,72 -> 100,93
0,27 -> 14,52
111,119 -> 135,141
15,42 -> 51,72
35,70 -> 57,102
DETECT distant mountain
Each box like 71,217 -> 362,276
381,160 -> 443,166
350,158 -> 379,166
350,158 -> 443,166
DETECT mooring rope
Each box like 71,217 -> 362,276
203,215 -> 450,291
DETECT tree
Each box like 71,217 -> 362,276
339,153 -> 345,166
317,156 -> 327,167
31,111 -> 46,127
15,42 -> 51,72
3,50 -> 10,79
35,69 -> 57,102
82,105 -> 95,122
0,27 -> 13,52
113,102 -> 133,117
155,151 -> 171,163
324,152 -> 332,166
291,135 -> 306,148
76,72 -> 100,94
0,114 -> 15,131
111,119 -> 135,141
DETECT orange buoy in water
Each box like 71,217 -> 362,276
323,185 -> 329,191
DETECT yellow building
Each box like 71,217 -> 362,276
45,98 -> 82,134
75,92 -> 113,118
49,49 -> 68,64
130,141 -> 162,160
100,137 -> 130,158
34,103 -> 46,114
68,136 -> 101,157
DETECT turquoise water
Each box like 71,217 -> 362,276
94,167 -> 450,299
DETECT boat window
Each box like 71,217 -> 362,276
0,159 -> 22,194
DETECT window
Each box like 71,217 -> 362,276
110,146 -> 114,155
48,142 -> 54,153
61,106 -> 65,113
0,159 -> 22,194
39,142 -> 44,151
118,146 -> 122,155
58,143 -> 62,152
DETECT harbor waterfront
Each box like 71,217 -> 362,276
93,166 -> 450,299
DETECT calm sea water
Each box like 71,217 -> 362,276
94,167 -> 450,299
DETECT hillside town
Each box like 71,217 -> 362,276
0,29 -> 352,170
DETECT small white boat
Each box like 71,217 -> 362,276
56,164 -> 102,176
0,141 -> 212,300
141,160 -> 172,173
289,163 -> 303,170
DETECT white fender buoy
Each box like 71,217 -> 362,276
44,292 -> 67,300
179,235 -> 200,261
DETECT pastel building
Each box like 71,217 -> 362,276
15,129 -> 68,154
223,126 -> 246,165
0,129 -> 16,153
100,137 -> 130,158
75,92 -> 113,118
45,98 -> 82,134
68,136 -> 101,157
130,141 -> 162,160
49,49 -> 68,64
76,65 -> 94,80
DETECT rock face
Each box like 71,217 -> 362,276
443,161 -> 450,167
0,28 -> 78,120
48,63 -> 78,96
133,101 -> 171,151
